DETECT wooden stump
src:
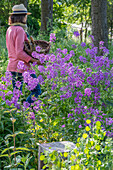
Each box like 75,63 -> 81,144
38,141 -> 76,170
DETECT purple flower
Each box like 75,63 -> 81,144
74,97 -> 81,103
15,81 -> 21,88
81,42 -> 86,47
79,56 -> 87,63
79,125 -> 82,128
61,49 -> 68,55
50,33 -> 56,42
6,99 -> 12,106
5,71 -> 12,81
70,50 -> 75,57
99,41 -> 104,46
76,80 -> 83,87
89,35 -> 94,41
38,66 -> 45,73
32,62 -> 37,67
74,31 -> 80,37
32,51 -> 38,58
36,46 -> 42,52
38,75 -> 44,84
29,112 -> 35,120
68,113 -> 73,118
72,44 -> 77,49
23,101 -> 30,108
17,61 -> 29,70
15,103 -> 21,109
51,83 -> 57,90
6,91 -> 13,96
84,88 -> 92,97
17,61 -> 25,70
62,124 -> 65,128
102,47 -> 109,55
86,68 -> 92,73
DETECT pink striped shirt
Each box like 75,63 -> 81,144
6,26 -> 32,73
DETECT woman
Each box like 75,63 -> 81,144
6,4 -> 42,105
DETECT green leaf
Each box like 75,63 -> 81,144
106,100 -> 113,106
1,146 -> 14,154
0,121 -> 4,131
10,151 -> 22,156
14,131 -> 25,135
0,154 -> 9,157
25,156 -> 33,168
5,134 -> 14,139
15,147 -> 30,151
37,121 -> 46,129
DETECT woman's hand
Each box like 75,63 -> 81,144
29,58 -> 44,65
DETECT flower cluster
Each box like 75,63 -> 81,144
0,33 -> 113,138
50,33 -> 56,43
73,31 -> 80,37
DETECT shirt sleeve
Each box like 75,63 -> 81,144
15,27 -> 32,63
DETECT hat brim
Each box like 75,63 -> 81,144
9,12 -> 31,15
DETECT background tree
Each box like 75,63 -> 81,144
41,0 -> 53,34
91,0 -> 108,48
107,0 -> 113,43
0,0 -> 113,43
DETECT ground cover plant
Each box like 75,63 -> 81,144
0,29 -> 113,169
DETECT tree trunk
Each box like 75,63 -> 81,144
91,0 -> 108,48
111,3 -> 113,42
48,0 -> 53,30
41,0 -> 53,34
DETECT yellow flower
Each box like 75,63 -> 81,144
84,148 -> 89,154
77,137 -> 80,142
90,141 -> 94,146
85,161 -> 88,165
64,152 -> 68,157
87,154 -> 90,159
71,165 -> 80,170
40,155 -> 45,160
74,164 -> 80,170
70,154 -> 76,161
86,119 -> 91,124
95,145 -> 100,151
96,121 -> 101,127
85,126 -> 90,131
40,119 -> 43,122
103,132 -> 106,136
97,160 -> 101,165
51,155 -> 56,161
76,143 -> 80,147
73,149 -> 77,153
71,166 -> 75,170
82,133 -> 88,139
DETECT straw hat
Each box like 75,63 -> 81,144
9,4 -> 31,15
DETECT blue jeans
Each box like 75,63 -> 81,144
11,72 -> 41,104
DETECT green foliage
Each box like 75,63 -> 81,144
27,0 -> 41,36
28,1 -> 41,19
41,122 -> 113,169
27,16 -> 40,36
0,0 -> 112,39
0,107 -> 36,169
0,27 -> 113,169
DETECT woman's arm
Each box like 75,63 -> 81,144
15,27 -> 32,63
